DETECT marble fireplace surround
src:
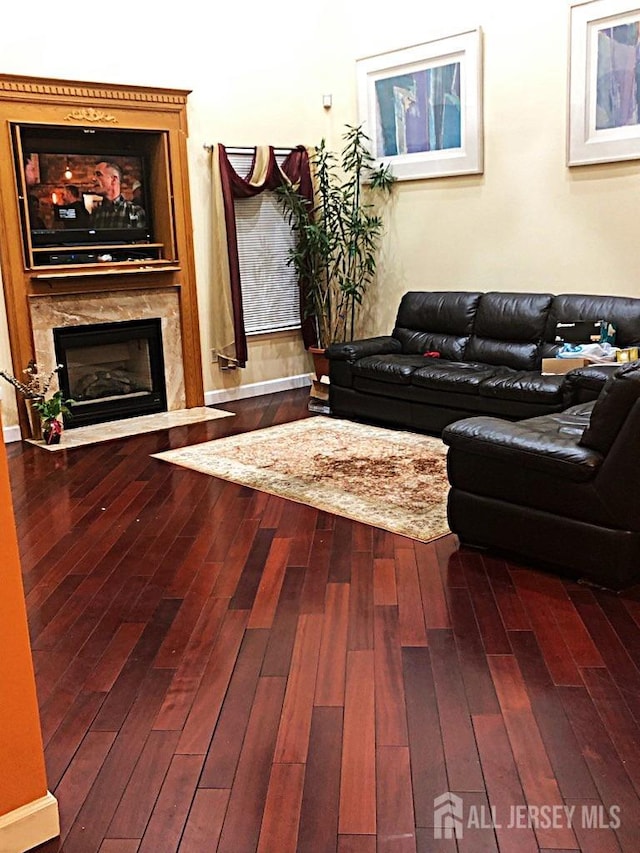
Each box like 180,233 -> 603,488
28,287 -> 187,412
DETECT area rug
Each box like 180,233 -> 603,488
28,406 -> 234,451
152,416 -> 450,543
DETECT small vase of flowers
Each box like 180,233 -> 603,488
0,363 -> 74,443
32,390 -> 74,444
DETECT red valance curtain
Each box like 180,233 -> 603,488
211,144 -> 315,368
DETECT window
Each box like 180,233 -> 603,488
228,152 -> 300,336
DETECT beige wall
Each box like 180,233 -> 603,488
1,0 -> 640,431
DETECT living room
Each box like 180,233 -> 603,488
2,0 -> 640,851
1,0 -> 640,435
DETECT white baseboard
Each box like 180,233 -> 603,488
0,792 -> 59,853
2,425 -> 22,444
205,373 -> 312,406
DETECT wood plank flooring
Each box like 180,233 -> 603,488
7,387 -> 640,853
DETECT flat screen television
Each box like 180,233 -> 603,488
23,151 -> 152,250
14,125 -> 155,260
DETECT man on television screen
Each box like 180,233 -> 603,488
58,184 -> 91,228
91,161 -> 146,229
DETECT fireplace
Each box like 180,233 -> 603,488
53,318 -> 167,428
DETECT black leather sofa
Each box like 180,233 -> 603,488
327,290 -> 640,434
442,362 -> 640,589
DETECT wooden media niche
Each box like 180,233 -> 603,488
0,73 -> 204,438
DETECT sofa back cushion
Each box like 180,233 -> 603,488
393,291 -> 482,361
542,293 -> 640,358
464,292 -> 554,370
579,362 -> 640,454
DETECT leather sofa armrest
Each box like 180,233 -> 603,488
442,416 -> 602,482
563,363 -> 622,404
325,336 -> 402,362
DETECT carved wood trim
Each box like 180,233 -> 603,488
64,108 -> 118,123
0,75 -> 189,106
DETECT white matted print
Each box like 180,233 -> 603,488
569,0 -> 640,165
356,29 -> 483,181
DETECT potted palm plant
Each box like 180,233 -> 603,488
277,124 -> 396,380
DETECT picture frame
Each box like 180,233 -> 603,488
568,0 -> 640,166
356,29 -> 483,181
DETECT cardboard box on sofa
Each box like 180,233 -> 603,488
542,357 -> 590,374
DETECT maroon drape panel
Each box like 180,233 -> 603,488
217,144 -> 315,367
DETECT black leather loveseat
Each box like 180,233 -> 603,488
327,290 -> 640,434
442,362 -> 640,589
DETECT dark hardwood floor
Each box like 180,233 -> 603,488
7,387 -> 640,852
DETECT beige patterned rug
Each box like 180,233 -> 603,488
152,416 -> 450,543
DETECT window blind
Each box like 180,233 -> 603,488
227,152 -> 300,336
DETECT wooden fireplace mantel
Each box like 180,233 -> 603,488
0,73 -> 204,437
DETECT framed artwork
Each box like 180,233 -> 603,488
356,29 -> 483,181
568,0 -> 640,165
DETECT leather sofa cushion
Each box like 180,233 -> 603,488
464,338 -> 541,371
350,375 -> 568,420
579,362 -> 640,454
393,291 -> 481,360
464,292 -> 553,369
545,294 -> 640,348
472,292 -> 554,340
411,361 -> 501,394
351,354 -> 428,385
443,405 -> 600,482
395,291 -> 481,334
393,329 -> 468,361
478,370 -> 565,404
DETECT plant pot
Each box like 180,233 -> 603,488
42,418 -> 62,445
309,346 -> 330,381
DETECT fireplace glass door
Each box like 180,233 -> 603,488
54,319 -> 167,428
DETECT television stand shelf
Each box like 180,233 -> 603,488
31,243 -> 166,267
31,263 -> 181,281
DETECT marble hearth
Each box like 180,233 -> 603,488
28,287 -> 186,413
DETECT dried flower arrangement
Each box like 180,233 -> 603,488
0,361 -> 60,401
